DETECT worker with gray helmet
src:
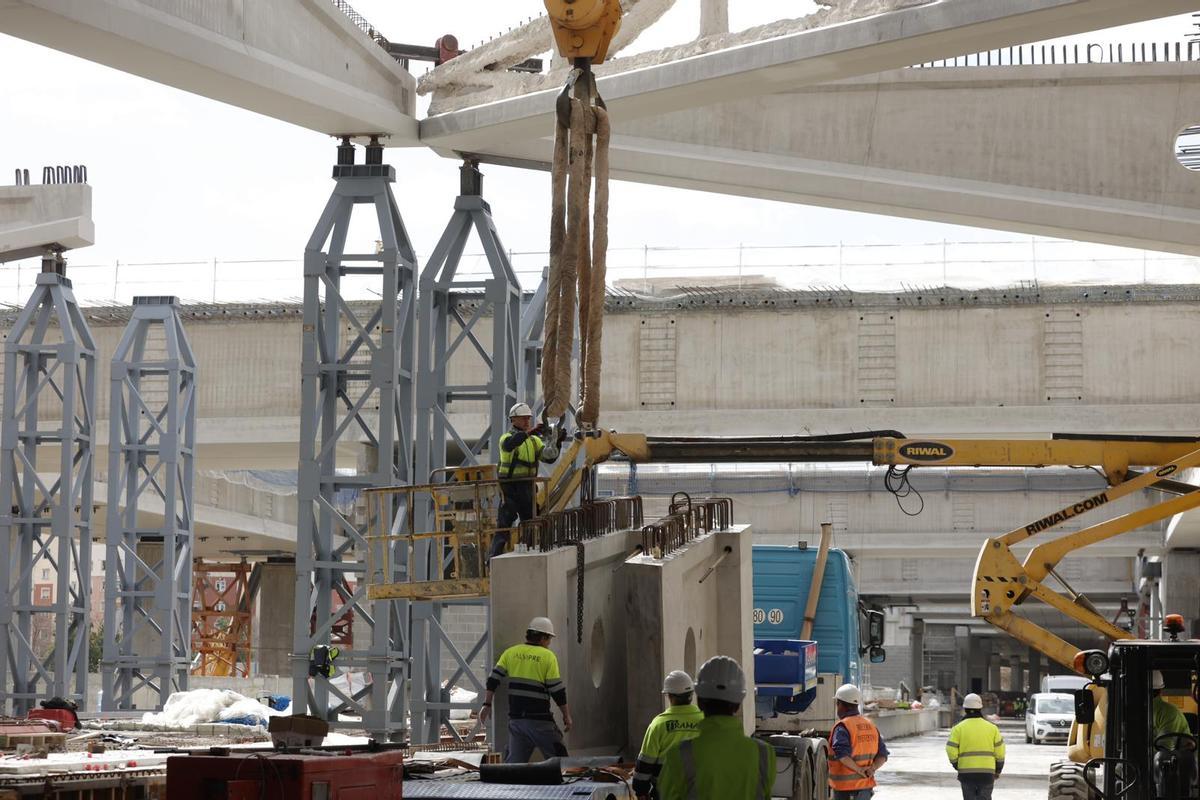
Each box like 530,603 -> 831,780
656,656 -> 775,799
490,402 -> 563,559
633,670 -> 704,799
828,683 -> 889,799
480,616 -> 573,762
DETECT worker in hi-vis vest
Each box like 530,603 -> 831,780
828,683 -> 889,799
633,670 -> 704,799
488,402 -> 562,560
480,616 -> 573,763
657,656 -> 775,800
946,693 -> 1005,800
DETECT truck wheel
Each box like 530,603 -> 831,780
1048,761 -> 1092,800
808,740 -> 830,800
789,747 -> 813,800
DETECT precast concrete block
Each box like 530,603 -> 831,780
490,529 -> 643,756
623,525 -> 754,752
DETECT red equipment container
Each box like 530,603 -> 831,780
27,708 -> 77,732
166,748 -> 404,799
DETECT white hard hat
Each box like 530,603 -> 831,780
662,670 -> 694,695
695,656 -> 746,703
962,693 -> 984,710
527,617 -> 556,637
835,684 -> 862,705
509,403 -> 533,418
1153,670 -> 1165,690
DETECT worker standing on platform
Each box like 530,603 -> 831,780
829,683 -> 889,799
479,616 -> 572,763
489,403 -> 561,560
632,670 -> 704,799
657,656 -> 774,800
946,693 -> 1005,800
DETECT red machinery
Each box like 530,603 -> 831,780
166,748 -> 404,799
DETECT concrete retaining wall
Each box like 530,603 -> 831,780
869,708 -> 942,739
624,526 -> 755,749
491,530 -> 643,756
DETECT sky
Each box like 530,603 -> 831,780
0,3 -> 1195,302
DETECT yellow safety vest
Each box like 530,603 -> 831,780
499,431 -> 544,479
947,716 -> 1006,776
488,643 -> 564,718
633,704 -> 704,793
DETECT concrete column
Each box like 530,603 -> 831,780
968,637 -> 989,695
1013,658 -> 1026,695
910,618 -> 925,696
987,652 -> 1002,693
954,626 -> 970,696
1027,645 -> 1043,694
1161,551 -> 1200,635
699,0 -> 728,37
258,559 -> 296,676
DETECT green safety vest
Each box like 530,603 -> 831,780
633,704 -> 704,789
946,716 -> 1006,776
1154,696 -> 1191,744
499,431 -> 545,479
489,643 -> 564,717
657,715 -> 775,800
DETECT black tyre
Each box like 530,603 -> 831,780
1047,760 -> 1091,800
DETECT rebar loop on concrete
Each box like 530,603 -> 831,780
641,493 -> 734,557
519,496 -> 645,553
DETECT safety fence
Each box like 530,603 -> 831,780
7,239 -> 1200,308
913,39 -> 1200,69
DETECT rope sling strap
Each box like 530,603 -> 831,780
542,64 -> 610,430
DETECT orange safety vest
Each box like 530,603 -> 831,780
828,714 -> 881,792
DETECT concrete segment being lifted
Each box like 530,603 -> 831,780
420,0 -> 1200,151
0,0 -> 418,139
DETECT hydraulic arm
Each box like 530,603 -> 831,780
540,430 -> 1200,671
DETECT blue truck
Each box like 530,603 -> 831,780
751,544 -> 886,800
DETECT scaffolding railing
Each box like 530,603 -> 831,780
364,468 -> 548,601
913,39 -> 1200,68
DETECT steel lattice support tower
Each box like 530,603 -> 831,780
101,297 -> 196,710
409,161 -> 522,744
0,269 -> 96,714
293,139 -> 416,737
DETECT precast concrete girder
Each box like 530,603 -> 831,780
0,271 -> 96,714
421,0 -> 1199,151
0,182 -> 93,263
0,0 -> 417,138
102,297 -> 196,711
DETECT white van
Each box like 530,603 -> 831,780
1025,692 -> 1075,744
1041,674 -> 1088,694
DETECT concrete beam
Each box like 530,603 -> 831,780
421,0 -> 1198,151
0,183 -> 93,262
0,0 -> 417,138
454,61 -> 1200,255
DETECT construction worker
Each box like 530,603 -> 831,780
489,402 -> 562,560
828,684 -> 889,799
479,616 -> 573,763
1152,670 -> 1191,746
946,693 -> 1005,800
633,670 -> 704,799
657,656 -> 775,800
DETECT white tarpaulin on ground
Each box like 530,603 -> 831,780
140,689 -> 283,729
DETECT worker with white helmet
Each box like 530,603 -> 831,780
946,693 -> 1005,799
656,656 -> 775,800
1152,670 -> 1190,746
489,402 -> 564,560
828,683 -> 889,799
480,616 -> 573,762
632,671 -> 704,798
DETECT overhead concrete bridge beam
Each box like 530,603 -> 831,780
0,0 -> 418,138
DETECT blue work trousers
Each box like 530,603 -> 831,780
505,718 -> 569,763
